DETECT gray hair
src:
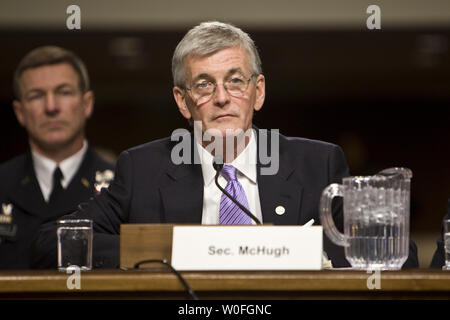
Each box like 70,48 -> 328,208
172,21 -> 262,88
13,45 -> 90,99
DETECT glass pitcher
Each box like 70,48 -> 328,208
319,168 -> 412,270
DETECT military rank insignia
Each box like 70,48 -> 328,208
94,169 -> 114,193
0,203 -> 17,238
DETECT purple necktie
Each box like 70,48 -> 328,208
219,165 -> 252,225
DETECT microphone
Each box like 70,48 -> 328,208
212,156 -> 262,225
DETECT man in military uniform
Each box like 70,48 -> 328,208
0,46 -> 114,269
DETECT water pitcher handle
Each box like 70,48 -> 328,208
319,183 -> 349,247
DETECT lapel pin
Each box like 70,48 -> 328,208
21,176 -> 30,185
81,178 -> 90,189
275,205 -> 285,215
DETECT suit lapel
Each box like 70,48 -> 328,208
159,135 -> 203,223
157,129 -> 305,225
255,129 -> 304,225
7,151 -> 48,218
49,147 -> 96,218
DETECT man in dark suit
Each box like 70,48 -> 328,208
32,22 -> 418,269
0,46 -> 114,269
429,199 -> 450,268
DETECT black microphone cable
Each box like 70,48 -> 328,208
132,259 -> 199,300
212,156 -> 262,225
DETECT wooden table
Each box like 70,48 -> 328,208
1,269 -> 450,299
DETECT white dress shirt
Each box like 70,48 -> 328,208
197,130 -> 263,225
32,140 -> 88,202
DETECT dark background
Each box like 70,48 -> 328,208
0,24 -> 449,264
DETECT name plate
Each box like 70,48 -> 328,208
171,226 -> 323,270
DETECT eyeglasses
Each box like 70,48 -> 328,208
185,74 -> 256,104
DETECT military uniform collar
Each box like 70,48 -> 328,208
31,140 -> 88,202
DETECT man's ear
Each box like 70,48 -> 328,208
253,74 -> 265,112
173,86 -> 192,120
83,91 -> 94,118
12,100 -> 25,127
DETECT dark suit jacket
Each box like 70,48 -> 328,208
33,129 -> 418,269
429,199 -> 450,268
0,147 -> 114,269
